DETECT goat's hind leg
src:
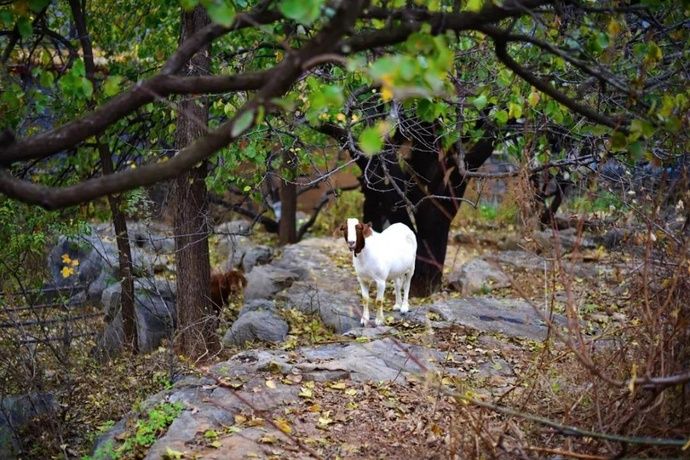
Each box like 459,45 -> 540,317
400,269 -> 413,314
393,277 -> 402,311
374,279 -> 386,326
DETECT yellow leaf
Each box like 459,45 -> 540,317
70,258 -> 79,267
299,386 -> 313,398
61,253 -> 71,264
344,388 -> 357,396
274,417 -> 292,434
527,89 -> 540,107
307,403 -> 321,412
328,381 -> 347,390
607,18 -> 621,37
164,447 -> 184,459
317,411 -> 333,428
265,379 -> 277,389
259,434 -> 277,444
61,266 -> 75,278
234,414 -> 247,425
210,440 -> 221,448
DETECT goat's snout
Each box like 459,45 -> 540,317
347,240 -> 356,251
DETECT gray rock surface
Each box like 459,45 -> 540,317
408,297 -> 566,340
241,245 -> 274,273
0,393 -> 57,459
243,265 -> 300,301
97,277 -> 176,354
223,310 -> 289,347
447,258 -> 511,295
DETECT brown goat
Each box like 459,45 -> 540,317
209,270 -> 247,314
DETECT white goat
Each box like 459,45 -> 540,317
340,218 -> 417,326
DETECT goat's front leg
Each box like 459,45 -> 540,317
359,278 -> 370,326
374,279 -> 386,326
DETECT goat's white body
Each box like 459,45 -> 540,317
347,220 -> 417,326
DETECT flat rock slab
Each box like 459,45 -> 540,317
408,297 -> 566,341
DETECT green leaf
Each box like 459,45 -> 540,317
179,0 -> 199,9
38,70 -> 54,88
610,131 -> 627,151
28,0 -> 51,12
103,75 -> 123,97
231,108 -> 255,137
627,141 -> 644,160
493,110 -> 509,126
279,0 -> 324,25
465,0 -> 485,12
16,17 -> 32,38
73,59 -> 86,77
81,78 -> 94,99
359,126 -> 383,156
205,1 -> 235,27
472,94 -> 488,111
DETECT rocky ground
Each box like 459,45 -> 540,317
90,223 -> 631,459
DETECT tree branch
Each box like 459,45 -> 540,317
0,0 -> 368,209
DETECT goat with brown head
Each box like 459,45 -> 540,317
339,218 -> 372,256
210,269 -> 247,315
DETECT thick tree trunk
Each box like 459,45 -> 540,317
359,119 -> 496,297
278,180 -> 297,245
68,0 -> 137,350
173,7 -> 214,357
98,145 -> 137,351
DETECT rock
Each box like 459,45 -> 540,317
222,311 -> 289,347
448,258 -> 511,295
243,265 -> 300,301
533,228 -> 597,253
494,250 -> 548,272
241,245 -> 273,273
48,235 -> 117,289
409,297 -> 567,340
87,269 -> 116,305
0,393 -> 58,459
97,278 -> 177,355
238,299 -> 276,316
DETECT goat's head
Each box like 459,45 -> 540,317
339,218 -> 372,256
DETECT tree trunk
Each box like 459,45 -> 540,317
68,0 -> 136,350
98,145 -> 137,351
172,7 -> 214,357
359,118 -> 496,297
278,154 -> 297,245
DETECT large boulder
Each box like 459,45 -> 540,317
222,310 -> 289,347
0,393 -> 57,459
533,228 -> 597,253
97,277 -> 177,355
241,245 -> 273,273
243,265 -> 300,301
213,221 -> 252,269
447,258 -> 511,295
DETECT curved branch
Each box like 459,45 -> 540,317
489,32 -> 628,131
0,72 -> 270,165
0,0 -> 368,210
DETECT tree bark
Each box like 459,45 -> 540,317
172,7 -> 214,357
359,118 -> 496,297
278,151 -> 297,245
68,0 -> 137,350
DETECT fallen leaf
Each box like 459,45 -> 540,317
265,379 -> 277,389
328,381 -> 347,390
274,417 -> 292,434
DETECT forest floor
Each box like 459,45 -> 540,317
86,221 -> 661,460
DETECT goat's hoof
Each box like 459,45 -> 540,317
400,304 -> 409,314
393,304 -> 401,311
360,317 -> 369,326
374,316 -> 385,326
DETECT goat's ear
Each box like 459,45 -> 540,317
362,223 -> 373,237
333,223 -> 346,238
